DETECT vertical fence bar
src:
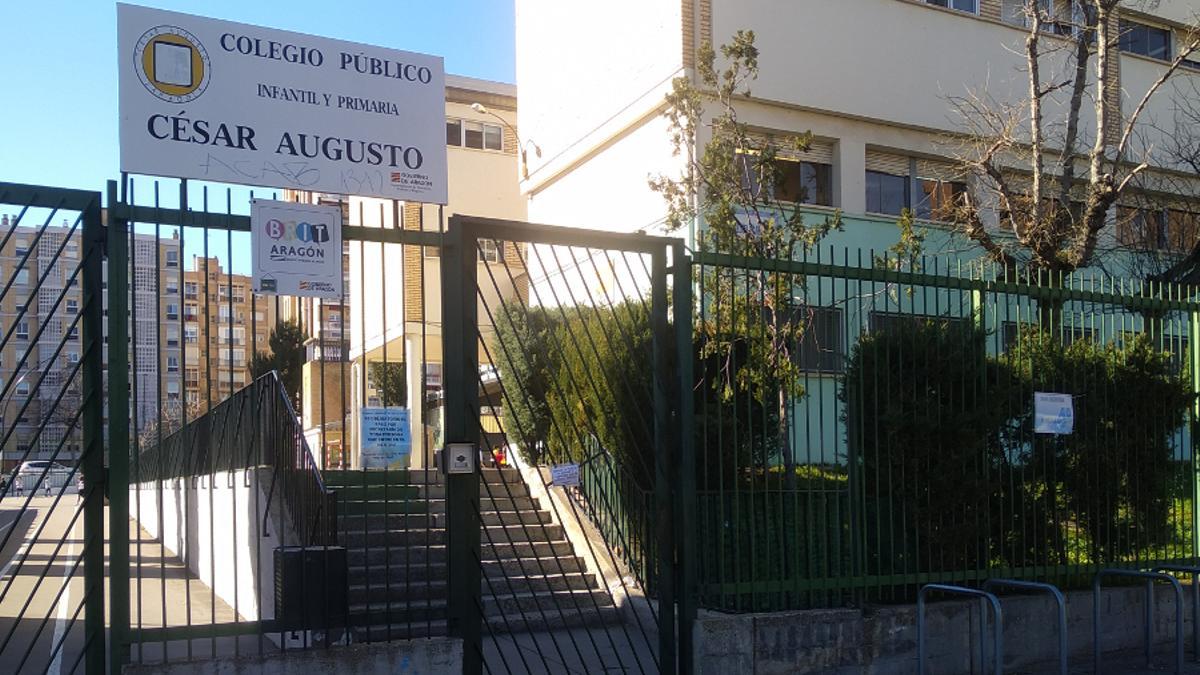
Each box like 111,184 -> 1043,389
107,182 -> 132,673
81,191 -> 106,674
443,216 -> 482,675
1191,306 -> 1200,559
651,246 -> 677,672
674,243 -> 695,673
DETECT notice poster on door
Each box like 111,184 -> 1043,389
360,407 -> 411,469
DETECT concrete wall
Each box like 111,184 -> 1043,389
695,585 -> 1197,674
123,636 -> 462,675
131,468 -> 294,623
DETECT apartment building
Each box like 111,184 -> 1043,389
182,256 -> 276,415
0,217 -> 183,470
516,0 -> 1200,257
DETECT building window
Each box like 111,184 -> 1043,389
738,154 -> 833,207
15,321 -> 29,340
446,117 -> 504,151
167,327 -> 180,347
166,303 -> 179,320
1167,209 -> 1200,253
915,178 -> 967,221
424,363 -> 443,392
167,356 -> 179,373
865,170 -> 910,216
67,326 -> 79,341
166,281 -> 179,295
1002,0 -> 1076,35
184,282 -> 198,299
869,311 -> 968,334
478,238 -> 503,264
14,241 -> 28,257
791,306 -> 844,373
14,269 -> 29,285
185,304 -> 198,320
68,352 -> 79,364
15,381 -> 30,397
926,0 -> 978,13
184,325 -> 198,343
165,250 -> 179,268
446,118 -> 462,146
66,299 -> 78,315
1119,19 -> 1171,60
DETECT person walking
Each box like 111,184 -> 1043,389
76,475 -> 84,504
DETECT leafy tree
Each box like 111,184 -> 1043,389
945,1 -> 1200,275
650,30 -> 840,485
492,304 -> 559,464
250,320 -> 307,408
367,361 -> 406,407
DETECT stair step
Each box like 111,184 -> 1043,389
408,484 -> 530,499
332,485 -> 422,501
338,509 -> 551,531
345,541 -> 578,566
340,523 -> 565,547
346,572 -> 597,604
347,555 -> 588,584
324,467 -> 524,488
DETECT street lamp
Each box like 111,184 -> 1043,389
470,103 -> 542,180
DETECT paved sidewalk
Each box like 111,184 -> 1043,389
0,495 -> 260,673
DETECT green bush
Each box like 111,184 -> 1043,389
842,318 -> 1018,573
1009,331 -> 1193,561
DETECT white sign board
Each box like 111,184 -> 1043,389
251,199 -> 343,298
360,407 -> 411,469
1033,392 -> 1074,435
118,3 -> 448,202
550,463 -> 580,487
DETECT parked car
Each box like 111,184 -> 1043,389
13,461 -> 73,493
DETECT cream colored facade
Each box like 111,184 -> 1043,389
286,76 -> 528,469
517,0 -> 1200,250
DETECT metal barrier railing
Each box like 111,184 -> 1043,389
135,371 -> 337,546
1152,564 -> 1200,663
1093,569 -> 1184,675
982,579 -> 1067,675
917,584 -> 1003,675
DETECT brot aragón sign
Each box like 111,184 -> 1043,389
117,3 -> 448,203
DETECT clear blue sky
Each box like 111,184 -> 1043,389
0,1 -> 516,193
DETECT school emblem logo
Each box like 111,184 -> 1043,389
133,25 -> 211,103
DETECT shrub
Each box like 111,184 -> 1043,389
842,318 -> 1018,573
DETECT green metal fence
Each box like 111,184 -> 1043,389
688,248 -> 1200,612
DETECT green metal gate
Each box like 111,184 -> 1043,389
441,215 -> 695,675
0,182 -> 107,674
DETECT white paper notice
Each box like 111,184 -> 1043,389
1033,392 -> 1074,435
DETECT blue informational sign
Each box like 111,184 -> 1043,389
360,407 -> 411,469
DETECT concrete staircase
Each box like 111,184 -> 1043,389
322,467 -> 621,642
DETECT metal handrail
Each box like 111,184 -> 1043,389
917,584 -> 1003,675
982,579 -> 1067,675
133,371 -> 337,545
1093,569 -> 1183,675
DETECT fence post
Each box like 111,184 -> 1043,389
81,190 -> 107,674
105,180 -> 132,673
442,216 -> 481,675
652,247 -> 677,673
673,243 -> 696,673
1191,307 -> 1200,559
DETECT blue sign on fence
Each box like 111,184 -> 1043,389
1033,392 -> 1074,435
360,407 -> 411,469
